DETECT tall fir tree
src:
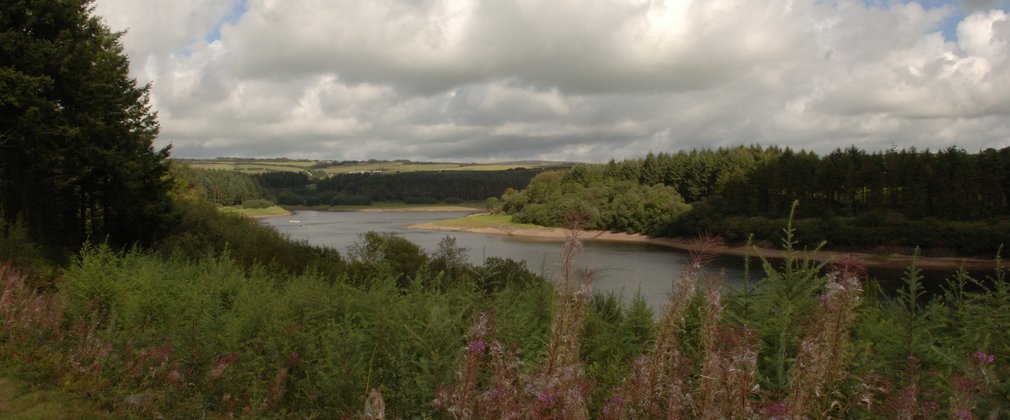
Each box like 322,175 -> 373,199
0,0 -> 172,250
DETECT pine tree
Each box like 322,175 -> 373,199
0,0 -> 173,249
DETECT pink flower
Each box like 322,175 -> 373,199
762,401 -> 789,416
468,340 -> 487,356
975,351 -> 995,364
537,391 -> 554,405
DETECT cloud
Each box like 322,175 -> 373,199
93,0 -> 1010,162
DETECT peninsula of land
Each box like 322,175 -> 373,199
409,214 -> 1000,271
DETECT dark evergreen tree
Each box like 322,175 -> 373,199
0,0 -> 172,249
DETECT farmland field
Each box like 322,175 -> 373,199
175,158 -> 567,175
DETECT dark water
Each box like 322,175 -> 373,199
260,211 -> 985,309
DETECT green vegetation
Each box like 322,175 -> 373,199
176,158 -> 566,176
301,168 -> 549,206
172,160 -> 551,209
1,0 -> 173,251
177,158 -> 317,174
496,169 -> 692,234
172,165 -> 268,207
4,200 -> 1009,416
0,373 -> 110,419
219,205 -> 290,218
3,1 -> 1009,417
494,146 -> 1010,256
427,214 -> 542,230
322,202 -> 484,211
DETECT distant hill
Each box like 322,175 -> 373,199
173,158 -> 572,176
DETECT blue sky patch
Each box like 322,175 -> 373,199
206,0 -> 248,43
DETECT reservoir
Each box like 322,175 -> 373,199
262,210 -> 748,310
261,210 -> 983,309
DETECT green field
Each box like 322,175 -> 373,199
0,372 -> 109,419
322,202 -> 485,211
428,213 -> 542,230
173,159 -> 317,174
218,205 -> 292,218
174,158 -> 566,176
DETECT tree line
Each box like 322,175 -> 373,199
170,165 -> 551,208
1,0 -> 173,251
495,145 -> 1010,254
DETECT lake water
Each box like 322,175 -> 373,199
260,211 -> 981,310
260,210 -> 749,311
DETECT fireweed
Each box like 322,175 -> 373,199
786,258 -> 864,417
436,214 -> 595,419
4,209 -> 1010,417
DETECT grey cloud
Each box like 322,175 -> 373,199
94,1 -> 1010,162
961,0 -> 1010,12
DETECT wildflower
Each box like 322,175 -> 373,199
819,294 -> 830,306
537,391 -> 554,405
601,395 -> 624,416
952,408 -> 973,420
974,351 -> 995,364
468,340 -> 487,356
761,401 -> 788,416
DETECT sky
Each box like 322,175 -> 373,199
93,0 -> 1010,162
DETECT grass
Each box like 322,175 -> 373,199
175,158 -> 565,175
297,202 -> 485,211
218,205 -> 291,218
0,373 -> 110,419
178,159 -> 315,174
429,214 -> 543,230
319,161 -> 563,174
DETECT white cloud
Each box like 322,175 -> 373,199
93,0 -> 1010,161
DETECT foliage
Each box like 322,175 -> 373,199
495,145 -> 1010,256
240,199 -> 275,209
2,205 -> 1010,417
308,169 -> 544,205
507,170 -> 692,235
432,215 -> 1009,418
171,164 -> 268,206
159,194 -> 344,276
0,0 -> 173,250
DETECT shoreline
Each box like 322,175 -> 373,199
283,205 -> 483,213
407,221 -> 1000,272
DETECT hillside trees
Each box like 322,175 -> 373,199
172,165 -> 267,206
495,146 -> 1010,253
0,0 -> 172,249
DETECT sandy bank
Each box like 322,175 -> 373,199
407,222 -> 999,271
356,206 -> 482,213
284,205 -> 481,213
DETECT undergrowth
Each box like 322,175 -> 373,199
1,203 -> 1008,417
